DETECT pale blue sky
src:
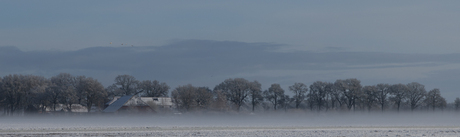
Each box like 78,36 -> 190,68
2,1 -> 460,53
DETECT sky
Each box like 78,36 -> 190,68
1,1 -> 460,101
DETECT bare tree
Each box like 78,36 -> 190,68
0,77 -> 4,114
31,86 -> 49,113
375,83 -> 391,112
75,76 -> 85,105
212,90 -> 228,112
454,97 -> 460,111
45,86 -> 61,111
264,83 -> 285,111
0,75 -> 23,115
323,82 -> 334,111
248,81 -> 263,112
113,75 -> 141,96
23,75 -> 49,113
139,80 -> 170,97
106,84 -> 124,98
309,81 -> 330,111
171,84 -> 196,112
389,84 -> 408,112
195,87 -> 213,110
424,88 -> 446,111
437,97 -> 447,111
50,73 -> 77,112
0,74 -> 49,115
362,85 -> 377,112
329,84 -> 344,110
214,78 -> 251,112
75,76 -> 107,112
306,92 -> 315,111
289,83 -> 308,109
279,95 -> 292,112
334,79 -> 362,111
406,82 -> 426,111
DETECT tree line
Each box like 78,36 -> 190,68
1,73 -> 460,115
0,73 -> 106,115
173,78 -> 459,113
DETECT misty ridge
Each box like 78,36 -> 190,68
1,73 -> 460,117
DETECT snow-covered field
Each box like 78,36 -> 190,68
2,126 -> 460,136
1,112 -> 460,136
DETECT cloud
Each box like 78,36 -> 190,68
1,40 -> 460,101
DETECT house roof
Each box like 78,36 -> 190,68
125,96 -> 150,107
106,96 -> 122,105
102,95 -> 133,113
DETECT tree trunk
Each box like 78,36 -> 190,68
381,103 -> 384,112
69,104 -> 73,112
87,102 -> 92,113
331,99 -> 336,110
252,98 -> 255,112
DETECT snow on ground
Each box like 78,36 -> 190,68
1,126 -> 460,137
1,112 -> 460,136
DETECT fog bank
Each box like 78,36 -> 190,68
1,112 -> 460,130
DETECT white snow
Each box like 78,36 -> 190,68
1,112 -> 460,136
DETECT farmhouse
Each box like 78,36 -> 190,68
103,95 -> 173,113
